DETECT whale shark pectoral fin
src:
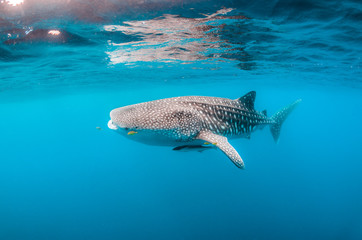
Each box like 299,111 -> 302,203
196,131 -> 245,169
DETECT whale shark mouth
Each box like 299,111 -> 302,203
108,120 -> 118,130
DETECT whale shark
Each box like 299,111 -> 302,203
108,91 -> 300,169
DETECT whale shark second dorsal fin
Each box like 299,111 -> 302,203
262,109 -> 267,117
237,91 -> 256,110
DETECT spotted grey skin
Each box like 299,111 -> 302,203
108,91 -> 301,169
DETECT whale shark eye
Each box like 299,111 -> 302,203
125,127 -> 129,130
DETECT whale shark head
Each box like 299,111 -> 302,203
108,105 -> 142,132
108,99 -> 205,146
108,104 -> 178,145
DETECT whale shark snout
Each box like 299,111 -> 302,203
108,108 -> 121,130
109,106 -> 140,130
109,108 -> 129,129
107,120 -> 118,130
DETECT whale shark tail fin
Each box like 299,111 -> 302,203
270,99 -> 301,143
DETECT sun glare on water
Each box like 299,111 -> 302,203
5,0 -> 24,6
48,30 -> 61,36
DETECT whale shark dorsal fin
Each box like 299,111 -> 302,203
237,91 -> 256,110
262,109 -> 267,117
196,131 -> 245,169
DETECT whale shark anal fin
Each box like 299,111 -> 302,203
196,131 -> 245,169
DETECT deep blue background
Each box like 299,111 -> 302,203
1,0 -> 362,239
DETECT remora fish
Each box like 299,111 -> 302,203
108,91 -> 300,169
172,144 -> 216,153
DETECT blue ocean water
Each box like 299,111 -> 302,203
1,0 -> 362,239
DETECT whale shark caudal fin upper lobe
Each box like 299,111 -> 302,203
270,99 -> 301,143
196,131 -> 245,169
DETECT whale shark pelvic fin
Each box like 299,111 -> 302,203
196,131 -> 245,169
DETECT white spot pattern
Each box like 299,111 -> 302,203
109,93 -> 298,169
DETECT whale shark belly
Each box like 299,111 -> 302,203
116,128 -> 204,147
